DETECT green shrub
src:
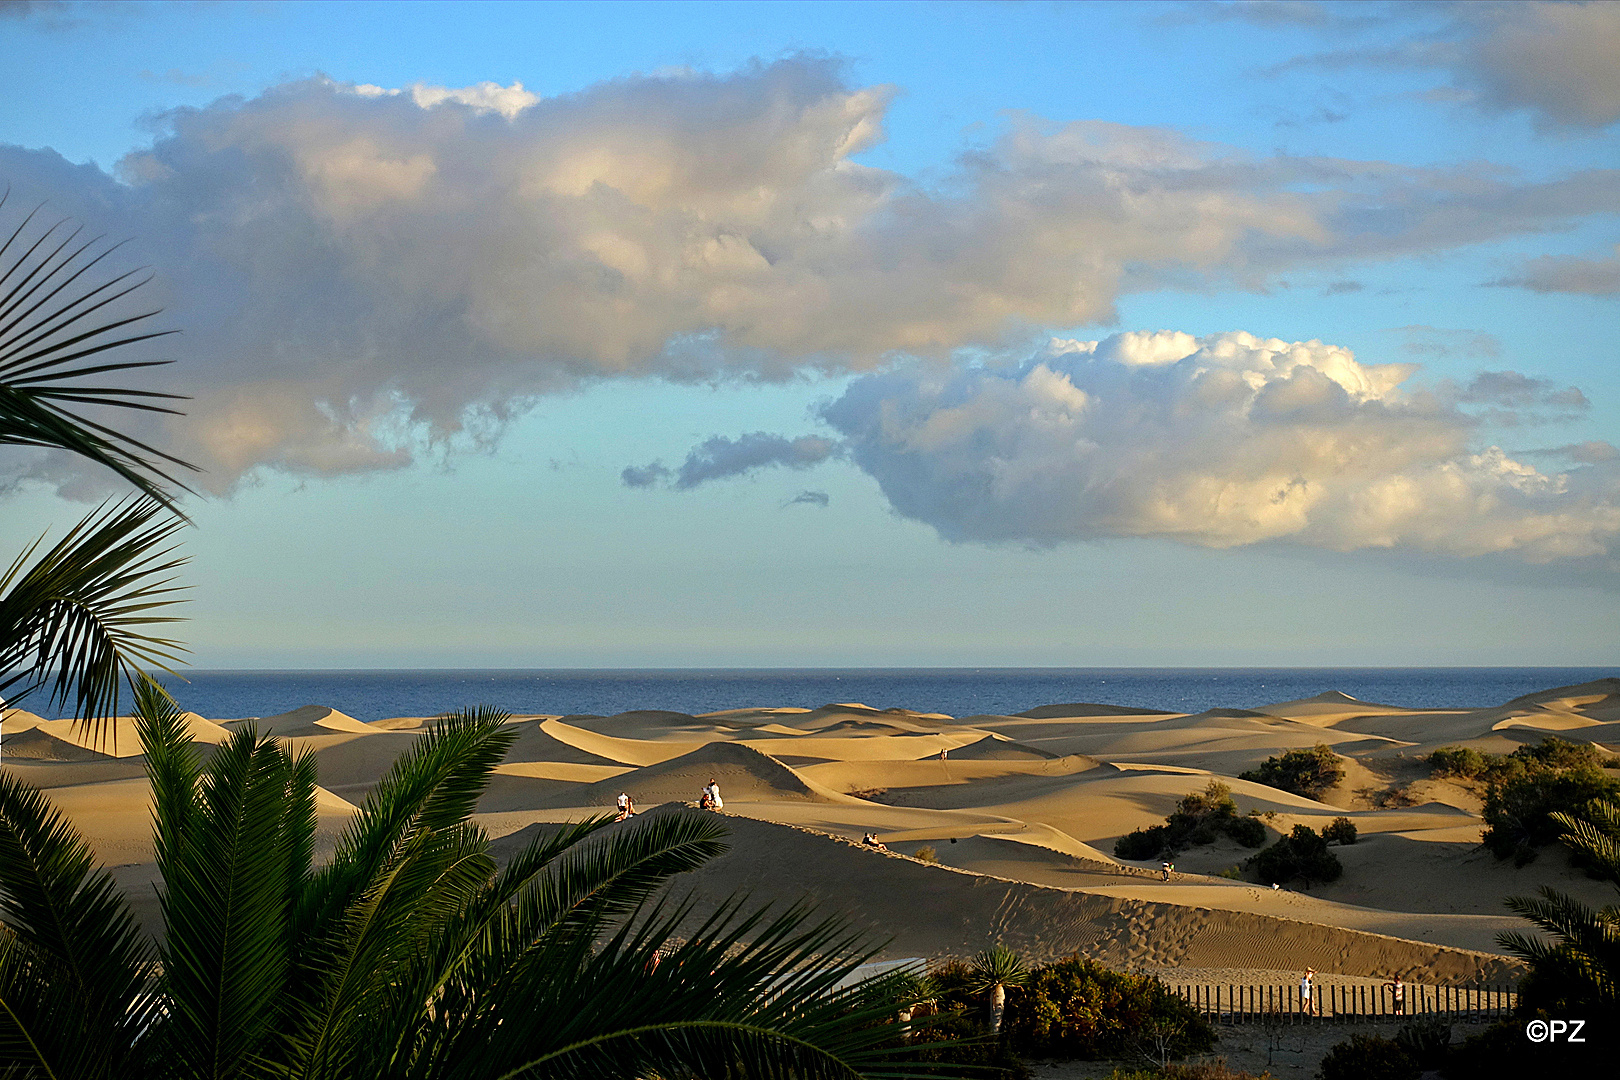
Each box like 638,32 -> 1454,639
1246,824 -> 1342,886
914,845 -> 938,863
1217,865 -> 1244,880
1393,1020 -> 1451,1069
1322,817 -> 1358,845
1238,744 -> 1345,800
1224,814 -> 1267,848
1113,781 -> 1265,859
1481,766 -> 1620,861
1114,825 -> 1171,860
1511,735 -> 1612,771
1427,746 -> 1489,779
999,955 -> 1214,1061
1318,1034 -> 1418,1080
902,1006 -> 1030,1078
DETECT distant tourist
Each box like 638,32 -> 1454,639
1386,974 -> 1405,1015
697,785 -> 713,810
939,747 -> 948,761
861,832 -> 888,852
615,792 -> 635,821
1300,968 -> 1316,1014
1161,861 -> 1172,881
703,779 -> 723,811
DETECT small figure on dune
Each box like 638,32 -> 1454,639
861,832 -> 888,851
615,792 -> 635,821
700,778 -> 723,811
1161,861 -> 1172,881
1300,968 -> 1316,1014
1386,973 -> 1405,1015
939,747 -> 948,762
697,786 -> 712,810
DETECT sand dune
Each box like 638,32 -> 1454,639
14,677 -> 1620,982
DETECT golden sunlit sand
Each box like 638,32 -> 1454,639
8,678 -> 1619,986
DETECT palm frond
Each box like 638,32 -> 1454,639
0,192 -> 195,506
0,773 -> 151,1079
278,709 -> 516,1078
154,726 -> 305,1080
0,497 -> 188,737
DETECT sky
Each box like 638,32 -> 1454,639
1,0 -> 1617,668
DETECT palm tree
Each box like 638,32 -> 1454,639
1497,798 -> 1620,1016
0,191 -> 194,737
0,688 -> 951,1079
968,944 -> 1027,1037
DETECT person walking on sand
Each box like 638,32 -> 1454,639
1300,969 -> 1316,1015
1161,861 -> 1172,881
1386,974 -> 1405,1015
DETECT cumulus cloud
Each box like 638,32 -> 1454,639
4,57 -> 1618,493
1490,245 -> 1620,296
810,330 -> 1620,562
622,432 -> 839,490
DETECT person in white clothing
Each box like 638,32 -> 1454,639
705,778 -> 723,811
615,792 -> 633,821
1300,968 -> 1316,1014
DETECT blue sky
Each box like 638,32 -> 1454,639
1,0 -> 1617,667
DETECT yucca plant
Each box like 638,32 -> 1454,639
968,944 -> 1027,1036
0,192 -> 194,738
0,686 -> 962,1080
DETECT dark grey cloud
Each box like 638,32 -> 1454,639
1239,2 -> 1620,131
622,433 -> 839,491
1519,441 -> 1620,466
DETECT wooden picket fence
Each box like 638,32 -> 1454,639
1170,982 -> 1517,1025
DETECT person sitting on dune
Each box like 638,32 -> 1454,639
861,832 -> 888,852
615,792 -> 635,821
697,786 -> 712,810
703,779 -> 723,811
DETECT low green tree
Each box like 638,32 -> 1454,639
1239,745 -> 1344,800
1246,824 -> 1342,886
1322,817 -> 1358,845
1113,780 -> 1268,859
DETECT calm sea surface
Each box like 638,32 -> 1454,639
139,668 -> 1619,723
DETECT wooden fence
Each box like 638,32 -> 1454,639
1169,982 -> 1517,1024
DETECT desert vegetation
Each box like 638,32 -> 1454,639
1114,780 -> 1268,860
1238,744 -> 1345,801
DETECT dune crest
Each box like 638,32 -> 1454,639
19,680 -> 1618,980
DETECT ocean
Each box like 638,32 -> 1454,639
138,667 -> 1619,723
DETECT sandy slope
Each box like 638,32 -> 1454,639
6,678 -> 1618,982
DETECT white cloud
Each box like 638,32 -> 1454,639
816,331 -> 1619,562
3,58 -> 1617,493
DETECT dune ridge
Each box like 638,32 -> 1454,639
9,677 -> 1619,980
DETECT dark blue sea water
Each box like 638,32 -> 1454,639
139,668 -> 1618,723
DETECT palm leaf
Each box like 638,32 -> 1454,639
153,726 -> 309,1080
0,772 -> 152,1079
0,192 -> 195,506
0,497 -> 188,737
